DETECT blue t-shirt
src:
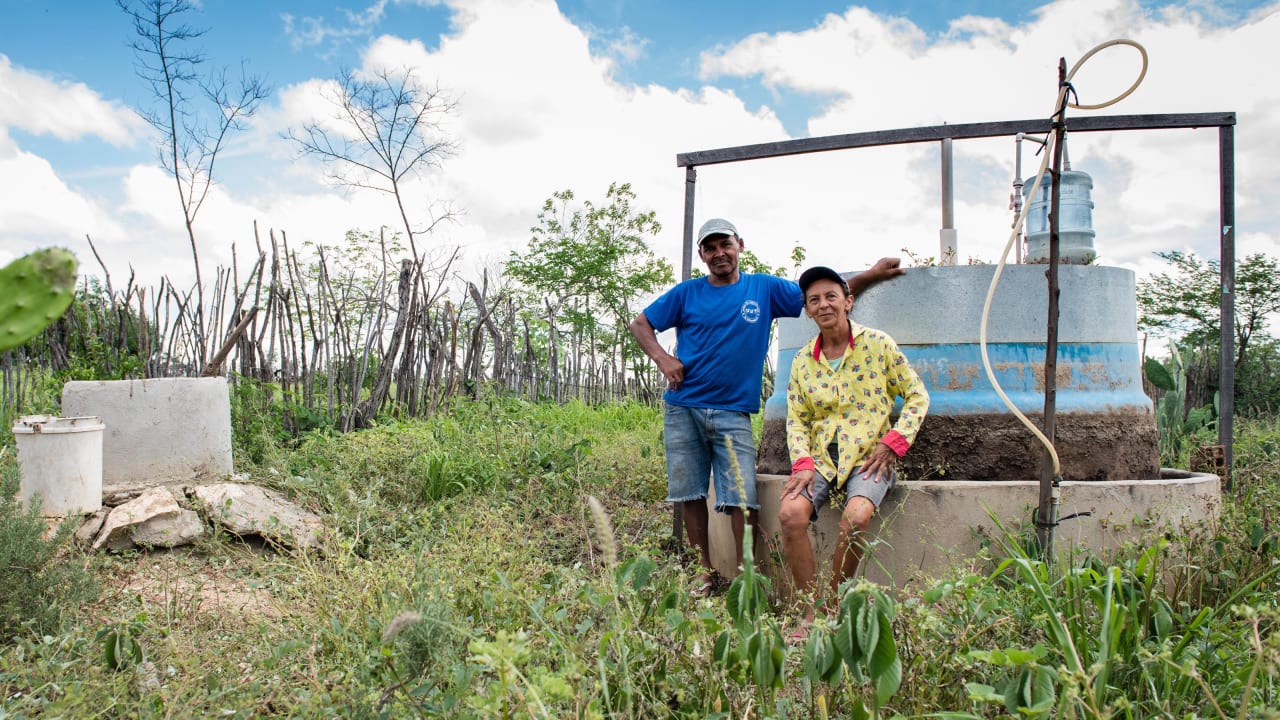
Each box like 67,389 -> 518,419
643,273 -> 803,413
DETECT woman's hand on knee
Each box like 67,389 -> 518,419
858,444 -> 897,482
784,470 -> 814,500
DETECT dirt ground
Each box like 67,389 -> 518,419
94,547 -> 284,627
759,410 -> 1160,481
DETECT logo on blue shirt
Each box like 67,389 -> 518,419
740,300 -> 761,323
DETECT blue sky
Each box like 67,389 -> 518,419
1,0 -> 1277,311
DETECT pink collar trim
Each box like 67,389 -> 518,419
811,321 -> 864,360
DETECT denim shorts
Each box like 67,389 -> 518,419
800,444 -> 896,522
663,403 -> 758,513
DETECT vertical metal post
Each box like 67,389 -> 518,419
1218,126 -> 1235,489
1013,135 -> 1025,265
673,165 -> 697,546
940,138 -> 957,265
1037,60 -> 1067,559
682,166 -> 697,281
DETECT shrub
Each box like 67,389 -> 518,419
0,455 -> 98,642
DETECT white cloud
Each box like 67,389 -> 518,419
282,0 -> 449,54
693,0 -> 1279,276
271,0 -> 791,271
0,128 -> 129,268
2,0 -> 1277,309
603,26 -> 649,65
282,1 -> 391,52
0,55 -> 143,144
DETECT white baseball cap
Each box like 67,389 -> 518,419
697,218 -> 739,246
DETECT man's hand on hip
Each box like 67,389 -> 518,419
657,356 -> 685,390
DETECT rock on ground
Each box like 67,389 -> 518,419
192,483 -> 324,549
93,486 -> 205,551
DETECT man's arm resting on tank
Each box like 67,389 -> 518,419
847,257 -> 905,296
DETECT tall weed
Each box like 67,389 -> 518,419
907,508 -> 1278,719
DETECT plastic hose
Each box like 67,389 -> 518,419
979,39 -> 1149,477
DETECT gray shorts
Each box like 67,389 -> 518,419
800,445 -> 896,522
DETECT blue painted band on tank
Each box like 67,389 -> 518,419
764,341 -> 1151,421
763,346 -> 802,421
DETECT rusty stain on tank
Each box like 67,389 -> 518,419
916,364 -> 970,390
1031,364 -> 1073,392
992,362 -> 1026,385
1078,361 -> 1129,390
945,364 -> 980,390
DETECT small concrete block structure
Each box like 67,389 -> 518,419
709,470 -> 1220,597
62,378 -> 233,485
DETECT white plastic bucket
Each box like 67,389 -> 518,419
11,415 -> 104,516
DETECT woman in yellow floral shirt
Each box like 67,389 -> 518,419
781,266 -> 928,640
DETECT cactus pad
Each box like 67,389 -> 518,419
0,248 -> 78,353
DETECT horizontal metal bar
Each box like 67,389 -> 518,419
675,112 -> 1236,167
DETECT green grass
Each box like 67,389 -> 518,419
1,400 -> 1276,718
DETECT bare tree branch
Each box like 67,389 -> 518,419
118,0 -> 270,369
286,66 -> 457,267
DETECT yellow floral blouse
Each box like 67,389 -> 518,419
786,321 -> 929,487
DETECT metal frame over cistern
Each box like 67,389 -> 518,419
674,111 -> 1238,477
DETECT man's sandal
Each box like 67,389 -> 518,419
691,572 -> 716,598
785,625 -> 811,646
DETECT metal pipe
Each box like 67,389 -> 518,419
675,165 -> 697,545
1013,133 -> 1047,265
676,112 -> 1233,168
1013,134 -> 1026,264
1218,125 -> 1235,488
681,166 -> 697,281
940,138 -> 957,265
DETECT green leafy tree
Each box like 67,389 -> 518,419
1138,251 -> 1280,369
505,182 -> 673,388
1232,338 -> 1280,413
1139,250 -> 1280,418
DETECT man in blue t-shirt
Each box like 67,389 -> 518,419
629,217 -> 902,594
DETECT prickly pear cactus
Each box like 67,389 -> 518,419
0,248 -> 77,353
